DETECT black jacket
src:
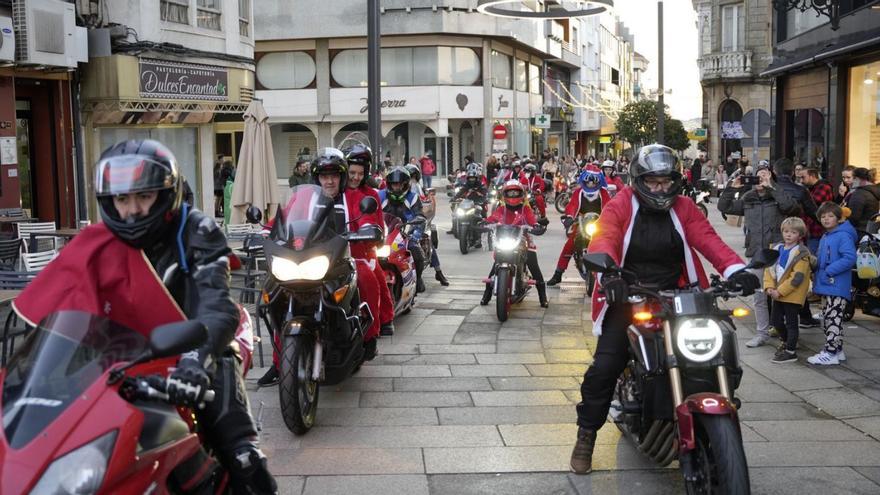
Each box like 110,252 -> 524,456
847,184 -> 880,232
775,175 -> 817,220
455,183 -> 487,202
718,185 -> 799,257
146,208 -> 239,363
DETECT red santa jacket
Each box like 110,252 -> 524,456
587,187 -> 745,336
564,186 -> 611,218
486,205 -> 538,251
520,175 -> 545,193
604,176 -> 625,196
349,186 -> 384,260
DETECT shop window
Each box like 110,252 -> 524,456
529,63 -> 541,95
491,51 -> 512,90
785,108 -> 825,167
238,0 -> 250,37
721,3 -> 744,51
515,60 -> 528,92
847,61 -> 880,170
161,0 -> 189,24
611,68 -> 620,86
257,52 -> 316,89
331,47 -> 480,88
197,0 -> 222,30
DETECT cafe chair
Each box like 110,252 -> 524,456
17,222 -> 62,253
22,250 -> 58,272
0,238 -> 21,271
0,271 -> 37,367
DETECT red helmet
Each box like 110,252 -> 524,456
502,180 -> 526,208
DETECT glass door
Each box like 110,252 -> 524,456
16,100 -> 34,214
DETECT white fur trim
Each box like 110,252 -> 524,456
593,303 -> 608,336
669,209 -> 698,284
723,263 -> 747,279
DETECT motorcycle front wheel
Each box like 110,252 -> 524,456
459,224 -> 469,255
555,192 -> 570,214
279,334 -> 320,435
685,414 -> 750,495
496,266 -> 512,322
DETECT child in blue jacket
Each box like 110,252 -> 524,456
807,202 -> 857,366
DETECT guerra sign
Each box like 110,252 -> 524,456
359,97 -> 406,114
139,59 -> 229,101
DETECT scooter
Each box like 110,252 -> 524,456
0,310 -> 255,494
377,213 -> 418,316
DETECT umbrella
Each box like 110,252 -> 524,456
230,99 -> 279,224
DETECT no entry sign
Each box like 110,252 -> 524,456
492,124 -> 508,140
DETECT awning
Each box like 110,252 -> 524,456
761,32 -> 880,78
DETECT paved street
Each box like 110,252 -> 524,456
248,187 -> 880,494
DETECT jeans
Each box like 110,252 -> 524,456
771,300 -> 800,351
423,175 -> 432,188
749,267 -> 771,338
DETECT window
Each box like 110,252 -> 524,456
331,47 -> 480,87
257,52 -> 316,89
784,9 -> 827,39
515,59 -> 528,92
846,61 -> 880,171
491,51 -> 512,89
611,68 -> 620,86
529,64 -> 541,95
721,4 -> 744,51
197,0 -> 222,30
238,0 -> 250,37
161,0 -> 189,24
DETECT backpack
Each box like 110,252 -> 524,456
856,239 -> 880,279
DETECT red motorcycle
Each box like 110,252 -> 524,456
0,308 -> 255,494
377,213 -> 417,316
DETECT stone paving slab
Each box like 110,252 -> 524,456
353,365 -> 402,378
845,416 -> 880,440
737,402 -> 833,421
360,391 -> 473,408
322,377 -> 393,392
449,364 -> 531,377
421,344 -> 497,354
735,382 -> 803,403
749,467 -> 880,495
475,353 -> 547,364
438,405 -> 577,425
542,336 -> 590,349
744,441 -> 880,467
394,354 -> 478,365
497,423 -> 621,446
428,473 -> 579,495
401,365 -> 452,377
567,470 -> 684,495
795,387 -> 880,419
393,377 -> 493,392
495,340 -> 545,353
544,349 -> 593,364
311,407 -> 439,427
525,363 -> 588,377
301,475 -> 429,495
298,425 -> 503,448
267,447 -> 424,475
488,376 -> 581,391
470,390 -> 571,407
740,355 -> 843,391
744,420 -> 868,442
276,476 -> 305,495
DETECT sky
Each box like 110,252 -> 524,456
609,0 -> 702,120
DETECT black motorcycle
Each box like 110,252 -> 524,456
566,212 -> 599,296
585,249 -> 778,494
456,198 -> 485,254
261,185 -> 383,435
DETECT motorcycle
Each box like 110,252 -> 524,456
567,212 -> 600,296
846,226 -> 880,321
585,248 -> 779,494
261,185 -> 382,435
420,187 -> 440,250
555,172 -> 578,214
486,217 -> 544,322
455,198 -> 485,255
0,309 -> 255,494
377,213 -> 418,317
684,180 -> 712,217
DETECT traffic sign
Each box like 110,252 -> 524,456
534,114 -> 551,128
492,124 -> 508,140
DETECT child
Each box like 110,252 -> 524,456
807,202 -> 857,365
764,218 -> 813,363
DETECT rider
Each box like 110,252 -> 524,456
520,163 -> 547,218
455,165 -> 490,249
600,160 -> 625,197
510,160 -> 524,181
569,144 -> 759,475
547,166 -> 611,286
480,180 -> 549,308
94,140 -> 277,492
346,144 -> 396,337
404,164 -> 450,287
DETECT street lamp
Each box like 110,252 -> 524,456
772,0 -> 841,30
476,0 -> 613,19
367,0 -> 381,159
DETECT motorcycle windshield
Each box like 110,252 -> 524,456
2,311 -> 148,449
272,185 -> 337,247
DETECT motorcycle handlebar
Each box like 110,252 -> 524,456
127,376 -> 215,409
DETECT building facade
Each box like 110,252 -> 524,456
763,1 -> 880,181
694,0 -> 774,166
78,0 -> 255,217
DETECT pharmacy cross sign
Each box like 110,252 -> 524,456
537,115 -> 548,125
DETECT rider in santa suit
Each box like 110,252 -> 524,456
520,163 -> 547,218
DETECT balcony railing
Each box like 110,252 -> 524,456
698,50 -> 753,80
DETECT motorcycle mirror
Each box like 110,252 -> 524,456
746,248 -> 780,269
538,217 -> 550,226
582,253 -> 620,273
359,196 -> 378,215
245,206 -> 263,224
149,321 -> 208,359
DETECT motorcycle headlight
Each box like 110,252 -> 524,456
32,430 -> 116,494
585,222 -> 597,237
271,255 -> 330,281
376,245 -> 391,258
675,318 -> 723,363
456,208 -> 466,216
496,237 -> 519,252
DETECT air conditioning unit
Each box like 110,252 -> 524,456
13,0 -> 88,68
0,17 -> 15,63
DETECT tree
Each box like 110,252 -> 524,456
616,100 -> 659,148
664,118 -> 690,152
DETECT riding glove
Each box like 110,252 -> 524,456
167,357 -> 211,408
728,271 -> 761,296
601,276 -> 628,305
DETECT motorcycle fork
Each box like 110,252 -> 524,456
662,320 -> 685,407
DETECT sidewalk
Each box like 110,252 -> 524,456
247,195 -> 880,495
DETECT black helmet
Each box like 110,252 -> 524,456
385,166 -> 411,202
345,143 -> 373,175
311,148 -> 348,191
630,143 -> 683,211
405,164 -> 422,183
95,139 -> 183,248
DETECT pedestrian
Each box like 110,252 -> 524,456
420,152 -> 436,189
543,156 -> 558,181
764,217 -> 814,363
288,158 -> 310,188
794,162 -> 806,184
800,168 -> 834,253
718,160 -> 800,348
691,153 -> 704,185
213,155 -> 225,217
807,202 -> 857,366
836,165 -> 855,204
713,162 -> 727,196
844,167 -> 880,234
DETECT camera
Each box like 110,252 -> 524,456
741,175 -> 761,186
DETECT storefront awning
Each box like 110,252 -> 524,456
761,32 -> 880,78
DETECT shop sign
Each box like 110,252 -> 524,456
534,114 -> 551,128
360,98 -> 407,114
493,139 -> 507,152
599,136 -> 612,144
140,59 -> 229,101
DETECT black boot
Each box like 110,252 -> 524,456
257,366 -> 279,387
417,277 -> 426,293
547,270 -> 564,286
537,283 -> 549,308
480,283 -> 492,305
380,322 -> 395,336
363,338 -> 378,361
435,270 -> 450,286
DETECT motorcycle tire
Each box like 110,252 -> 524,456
496,266 -> 512,322
432,228 -> 439,249
555,192 -> 570,214
586,270 -> 594,297
459,228 -> 469,255
279,334 -> 319,435
697,203 -> 708,218
684,414 -> 750,495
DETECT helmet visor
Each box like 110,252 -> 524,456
503,188 -> 523,199
95,155 -> 175,196
635,148 -> 679,176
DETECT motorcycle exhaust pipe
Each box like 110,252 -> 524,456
648,422 -> 675,458
638,420 -> 663,453
312,340 -> 323,381
650,427 -> 675,462
657,437 -> 679,467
